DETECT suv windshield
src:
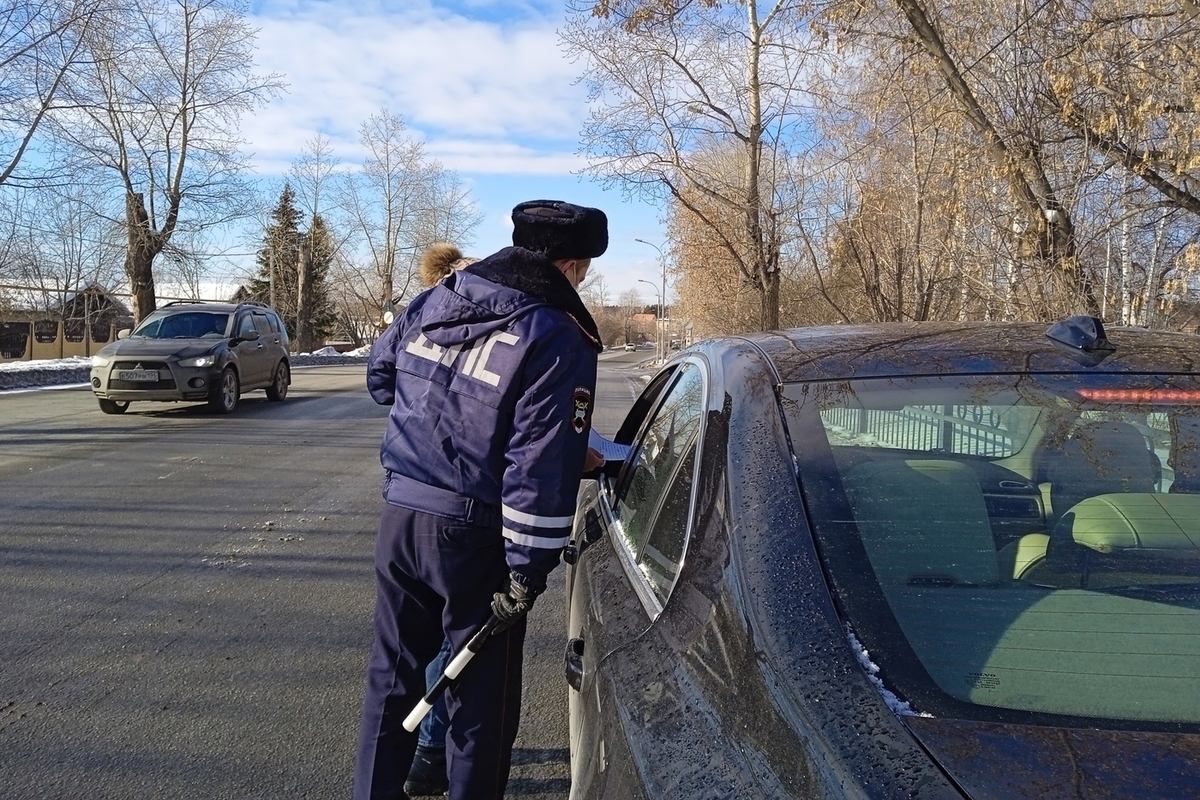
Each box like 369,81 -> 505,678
132,312 -> 230,339
783,373 -> 1200,728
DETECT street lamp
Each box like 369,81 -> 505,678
635,238 -> 668,363
637,279 -> 663,362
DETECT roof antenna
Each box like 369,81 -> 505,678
1045,315 -> 1116,364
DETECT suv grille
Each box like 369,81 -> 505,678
109,360 -> 177,390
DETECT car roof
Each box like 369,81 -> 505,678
154,302 -> 266,314
726,321 -> 1200,382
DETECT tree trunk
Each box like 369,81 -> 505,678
761,266 -> 780,331
125,192 -> 160,323
1119,188 -> 1132,325
296,240 -> 314,352
380,271 -> 394,328
746,0 -> 778,332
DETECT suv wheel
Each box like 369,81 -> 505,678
209,367 -> 240,414
266,361 -> 289,401
98,398 -> 129,414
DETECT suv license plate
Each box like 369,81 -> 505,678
118,369 -> 158,382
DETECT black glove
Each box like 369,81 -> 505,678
491,573 -> 540,632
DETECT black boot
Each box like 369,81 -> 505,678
404,745 -> 448,797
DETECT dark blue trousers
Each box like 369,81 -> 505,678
354,502 -> 525,800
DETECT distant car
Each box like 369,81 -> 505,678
564,317 -> 1200,798
624,342 -> 636,351
89,301 -> 290,414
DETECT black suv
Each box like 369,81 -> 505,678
89,301 -> 291,414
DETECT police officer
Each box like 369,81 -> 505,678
354,200 -> 607,800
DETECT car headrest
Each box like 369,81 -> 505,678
1064,493 -> 1200,555
1054,421 -> 1153,472
1045,421 -> 1159,521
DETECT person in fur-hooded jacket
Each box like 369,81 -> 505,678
355,201 -> 607,800
399,240 -> 479,798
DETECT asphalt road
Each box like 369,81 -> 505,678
0,350 -> 650,800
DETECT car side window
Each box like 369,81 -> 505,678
253,313 -> 273,335
637,446 -> 697,603
615,361 -> 704,589
612,366 -> 679,445
237,315 -> 255,336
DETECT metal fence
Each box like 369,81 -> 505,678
821,405 -> 1016,457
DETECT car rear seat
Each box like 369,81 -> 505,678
1064,493 -> 1200,557
842,459 -> 998,589
1019,420 -> 1162,576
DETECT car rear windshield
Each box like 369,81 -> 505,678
782,373 -> 1200,729
133,312 -> 230,339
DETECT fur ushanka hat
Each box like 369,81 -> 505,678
511,200 -> 608,261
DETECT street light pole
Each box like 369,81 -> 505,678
637,278 -> 663,363
635,238 -> 668,362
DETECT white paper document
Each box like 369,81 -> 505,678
589,429 -> 632,462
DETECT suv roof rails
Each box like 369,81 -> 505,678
160,300 -> 273,310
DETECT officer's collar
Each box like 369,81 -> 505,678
464,247 -> 603,351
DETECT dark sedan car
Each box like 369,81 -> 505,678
563,317 -> 1200,799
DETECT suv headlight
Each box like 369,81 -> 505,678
91,355 -> 110,368
179,355 -> 216,368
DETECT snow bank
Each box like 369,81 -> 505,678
0,349 -> 370,392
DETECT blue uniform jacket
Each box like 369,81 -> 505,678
368,247 -> 602,591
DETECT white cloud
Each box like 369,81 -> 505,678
232,1 -> 669,300
425,140 -> 584,175
245,0 -> 585,176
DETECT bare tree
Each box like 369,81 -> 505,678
578,272 -> 625,345
0,0 -> 111,187
412,164 -> 482,251
618,288 -> 643,344
335,109 -> 481,337
0,183 -> 124,305
338,110 -> 433,317
53,0 -> 283,322
564,0 -> 826,331
578,271 -> 609,310
289,134 -> 339,229
885,0 -> 1097,311
826,0 -> 1200,317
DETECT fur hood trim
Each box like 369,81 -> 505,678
419,242 -> 479,287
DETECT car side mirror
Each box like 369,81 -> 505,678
235,329 -> 260,343
117,329 -> 131,340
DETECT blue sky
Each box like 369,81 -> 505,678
238,0 -> 670,303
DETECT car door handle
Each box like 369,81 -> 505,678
565,637 -> 585,692
564,508 -> 604,565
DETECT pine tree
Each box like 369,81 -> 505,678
245,184 -> 303,329
304,214 -> 340,343
242,184 -> 339,344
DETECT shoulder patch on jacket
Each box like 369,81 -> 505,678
572,386 -> 593,434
